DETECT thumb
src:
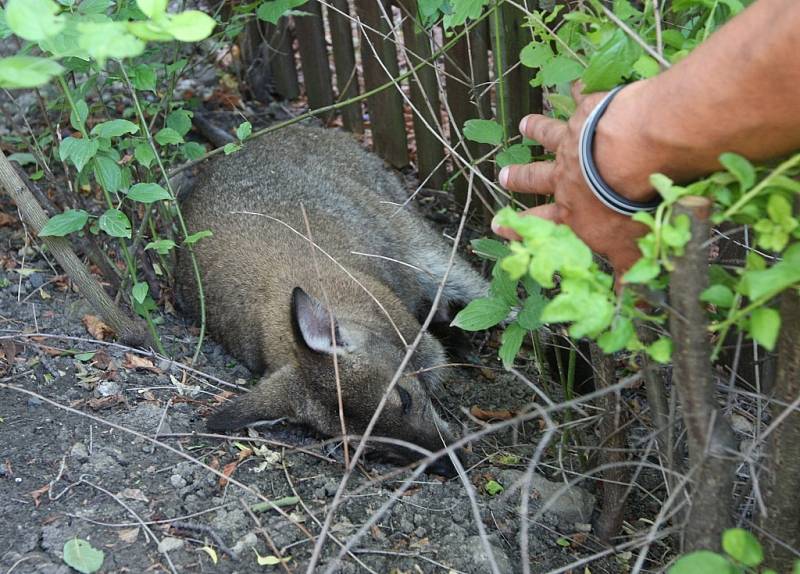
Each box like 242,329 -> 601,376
491,203 -> 561,240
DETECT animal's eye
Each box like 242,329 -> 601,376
397,386 -> 412,415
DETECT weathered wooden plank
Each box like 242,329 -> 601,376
294,1 -> 335,110
329,0 -> 364,133
500,2 -> 542,138
399,0 -> 445,188
264,19 -> 300,100
445,27 -> 490,204
355,0 -> 409,167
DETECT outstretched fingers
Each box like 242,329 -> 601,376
491,203 -> 563,241
518,115 -> 567,152
499,161 -> 557,195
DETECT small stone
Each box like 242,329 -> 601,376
170,474 -> 187,489
95,381 -> 121,397
27,397 -> 43,409
467,536 -> 512,573
231,532 -> 258,557
413,526 -> 426,538
399,517 -> 414,535
70,442 -> 89,463
28,272 -> 45,289
158,537 -> 184,553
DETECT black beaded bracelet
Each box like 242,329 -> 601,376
578,86 -> 661,216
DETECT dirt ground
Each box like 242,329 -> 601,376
0,176 -> 640,574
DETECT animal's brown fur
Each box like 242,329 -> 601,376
176,125 -> 487,470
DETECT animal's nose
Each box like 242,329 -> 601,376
427,447 -> 466,478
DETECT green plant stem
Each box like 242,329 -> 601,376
119,62 -> 207,364
492,0 -> 508,143
168,5 -> 499,179
57,74 -> 160,350
722,153 -> 800,219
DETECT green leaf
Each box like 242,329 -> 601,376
646,337 -> 672,364
236,120 -> 252,141
491,264 -> 519,307
6,0 -> 64,41
8,153 -> 36,166
471,238 -> 510,260
582,30 -> 640,92
540,56 -> 583,87
622,258 -> 660,284
632,54 -> 660,78
252,548 -> 292,566
739,262 -> 800,301
63,539 -> 104,574
519,42 -> 553,68
721,528 -> 763,567
98,208 -> 132,238
0,56 -> 63,88
59,137 -> 99,173
463,119 -> 503,146
126,183 -> 171,203
597,317 -> 634,353
484,479 -> 504,495
496,144 -> 532,169
166,109 -> 193,136
223,142 -> 242,155
182,141 -> 206,160
77,21 -> 145,66
39,209 -> 89,237
162,10 -> 216,41
136,0 -> 167,18
700,284 -> 734,308
78,0 -> 114,14
132,282 -> 148,304
134,142 -> 156,168
131,63 -> 157,92
516,290 -> 545,330
155,127 -> 184,145
668,551 -> 735,574
499,322 -> 525,369
450,297 -> 510,331
749,307 -> 780,351
90,119 -> 139,138
184,230 -> 213,245
256,0 -> 307,24
556,537 -> 571,547
719,152 -> 755,190
145,239 -> 176,254
92,155 -> 122,193
74,351 -> 96,362
767,193 -> 794,224
70,99 -> 89,133
442,0 -> 488,28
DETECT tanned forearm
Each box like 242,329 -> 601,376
596,0 -> 800,201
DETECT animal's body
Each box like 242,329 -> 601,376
176,125 -> 487,472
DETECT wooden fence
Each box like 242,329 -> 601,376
234,0 -> 542,202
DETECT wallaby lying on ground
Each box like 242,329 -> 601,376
176,125 -> 488,475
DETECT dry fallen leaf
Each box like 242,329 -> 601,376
86,395 -> 125,410
118,488 -> 149,503
30,484 -> 49,508
470,405 -> 516,422
0,212 -> 16,227
122,353 -> 161,373
82,315 -> 115,341
118,527 -> 140,544
219,461 -> 237,487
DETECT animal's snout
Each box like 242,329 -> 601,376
428,447 -> 466,478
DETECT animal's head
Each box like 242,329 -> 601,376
206,287 -> 463,476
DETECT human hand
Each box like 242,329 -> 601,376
492,83 -> 658,275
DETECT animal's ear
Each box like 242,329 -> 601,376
206,366 -> 295,431
291,287 -> 346,354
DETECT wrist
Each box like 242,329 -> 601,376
592,80 -> 663,203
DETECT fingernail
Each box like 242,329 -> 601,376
498,166 -> 509,188
519,116 -> 529,134
491,215 -> 502,234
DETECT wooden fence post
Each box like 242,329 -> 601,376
294,2 -> 335,110
264,20 -> 300,100
399,0 -> 445,188
669,196 -> 736,552
445,26 -> 491,205
355,0 -> 409,167
329,0 -> 364,133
